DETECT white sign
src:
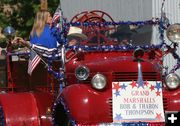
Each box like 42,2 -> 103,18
112,81 -> 165,123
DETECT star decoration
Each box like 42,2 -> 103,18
114,91 -> 120,97
144,80 -> 149,87
130,80 -> 137,88
114,113 -> 122,121
156,91 -> 161,96
121,83 -> 127,90
155,82 -> 162,91
137,81 -> 144,88
112,82 -> 121,91
150,85 -> 155,91
156,113 -> 162,120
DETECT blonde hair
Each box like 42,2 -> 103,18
30,0 -> 49,37
40,0 -> 48,11
30,10 -> 50,37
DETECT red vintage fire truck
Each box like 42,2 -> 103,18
0,10 -> 180,126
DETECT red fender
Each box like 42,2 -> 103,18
60,84 -> 112,124
0,92 -> 53,126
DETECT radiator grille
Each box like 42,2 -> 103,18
112,72 -> 158,81
107,98 -> 113,118
163,97 -> 168,110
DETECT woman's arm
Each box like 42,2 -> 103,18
12,37 -> 31,48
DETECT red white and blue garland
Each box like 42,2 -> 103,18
0,106 -> 5,126
7,10 -> 180,126
50,19 -> 180,125
50,0 -> 179,125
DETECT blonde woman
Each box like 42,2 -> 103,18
12,9 -> 59,57
30,0 -> 58,48
29,10 -> 57,48
13,0 -> 58,50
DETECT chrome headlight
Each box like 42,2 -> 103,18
166,23 -> 180,43
165,73 -> 180,89
91,73 -> 107,90
75,65 -> 89,80
133,47 -> 144,59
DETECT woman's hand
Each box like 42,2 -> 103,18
12,37 -> 24,44
12,37 -> 30,48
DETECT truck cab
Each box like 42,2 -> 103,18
53,10 -> 180,126
0,9 -> 179,126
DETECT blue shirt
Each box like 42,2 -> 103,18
30,25 -> 58,48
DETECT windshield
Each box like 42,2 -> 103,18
66,10 -> 162,48
73,22 -> 162,47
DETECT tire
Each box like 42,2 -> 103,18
53,103 -> 73,126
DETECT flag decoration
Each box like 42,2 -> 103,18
52,4 -> 61,23
28,50 -> 41,75
32,44 -> 61,58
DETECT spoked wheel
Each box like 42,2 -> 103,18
88,10 -> 114,22
70,10 -> 116,45
71,10 -> 114,23
70,11 -> 89,22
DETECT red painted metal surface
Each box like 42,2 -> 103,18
0,9 -> 179,126
0,92 -> 53,126
61,49 -> 179,125
62,51 -> 162,124
163,89 -> 180,111
66,51 -> 162,80
6,41 -> 16,89
61,84 -> 112,124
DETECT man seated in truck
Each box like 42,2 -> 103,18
110,24 -> 152,46
110,24 -> 135,45
67,26 -> 87,46
66,26 -> 87,60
